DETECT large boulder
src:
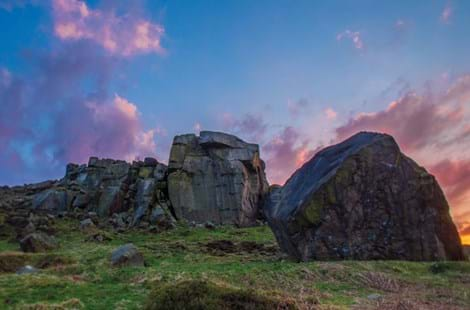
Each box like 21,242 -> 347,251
167,131 -> 269,226
266,132 -> 464,261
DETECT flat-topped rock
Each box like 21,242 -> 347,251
266,132 -> 464,261
168,131 -> 269,226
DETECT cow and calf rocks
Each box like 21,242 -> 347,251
0,131 -> 464,261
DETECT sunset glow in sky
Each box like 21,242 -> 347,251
0,0 -> 469,243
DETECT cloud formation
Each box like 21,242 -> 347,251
287,98 -> 309,118
0,39 -> 161,184
222,113 -> 267,142
263,127 -> 317,185
337,30 -> 364,50
440,3 -> 453,23
52,0 -> 164,56
324,108 -> 337,120
336,92 -> 465,152
429,159 -> 470,205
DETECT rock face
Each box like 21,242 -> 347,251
167,131 -> 269,226
266,132 -> 464,261
27,157 -> 173,230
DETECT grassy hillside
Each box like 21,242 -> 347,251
0,218 -> 469,309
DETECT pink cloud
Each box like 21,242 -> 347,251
52,0 -> 164,57
222,113 -> 267,142
337,30 -> 364,50
324,108 -> 337,120
429,159 -> 470,205
263,127 -> 317,185
440,4 -> 453,23
395,19 -> 406,28
336,93 -> 465,152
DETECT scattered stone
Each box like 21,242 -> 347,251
20,232 -> 58,253
110,244 -> 144,267
85,231 -> 111,243
266,132 -> 465,261
204,221 -> 216,230
16,265 -> 39,275
367,293 -> 382,301
79,218 -> 96,232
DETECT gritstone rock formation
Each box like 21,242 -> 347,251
0,131 -> 269,233
167,131 -> 269,226
266,132 -> 464,261
0,157 -> 175,233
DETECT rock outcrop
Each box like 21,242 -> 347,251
167,131 -> 269,226
266,132 -> 464,261
0,157 -> 175,232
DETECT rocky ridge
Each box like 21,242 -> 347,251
0,131 -> 465,261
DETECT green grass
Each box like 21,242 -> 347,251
0,219 -> 469,309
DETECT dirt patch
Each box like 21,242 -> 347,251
16,298 -> 84,310
0,252 -> 29,273
35,254 -> 76,269
145,280 -> 295,310
203,240 -> 278,256
0,252 -> 75,273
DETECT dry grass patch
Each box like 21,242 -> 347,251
17,298 -> 84,310
356,271 -> 401,292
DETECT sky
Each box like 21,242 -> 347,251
0,0 -> 469,243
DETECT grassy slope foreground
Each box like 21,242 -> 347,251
0,218 -> 469,310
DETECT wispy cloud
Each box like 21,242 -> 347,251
440,3 -> 453,24
263,127 -> 317,185
52,0 -> 165,57
287,98 -> 309,118
324,108 -> 337,120
336,29 -> 364,50
222,112 -> 267,142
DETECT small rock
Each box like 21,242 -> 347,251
16,265 -> 39,275
19,232 -> 58,253
110,244 -> 144,267
143,157 -> 158,167
367,293 -> 382,301
204,221 -> 216,230
79,218 -> 96,232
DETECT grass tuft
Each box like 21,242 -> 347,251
145,279 -> 295,310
